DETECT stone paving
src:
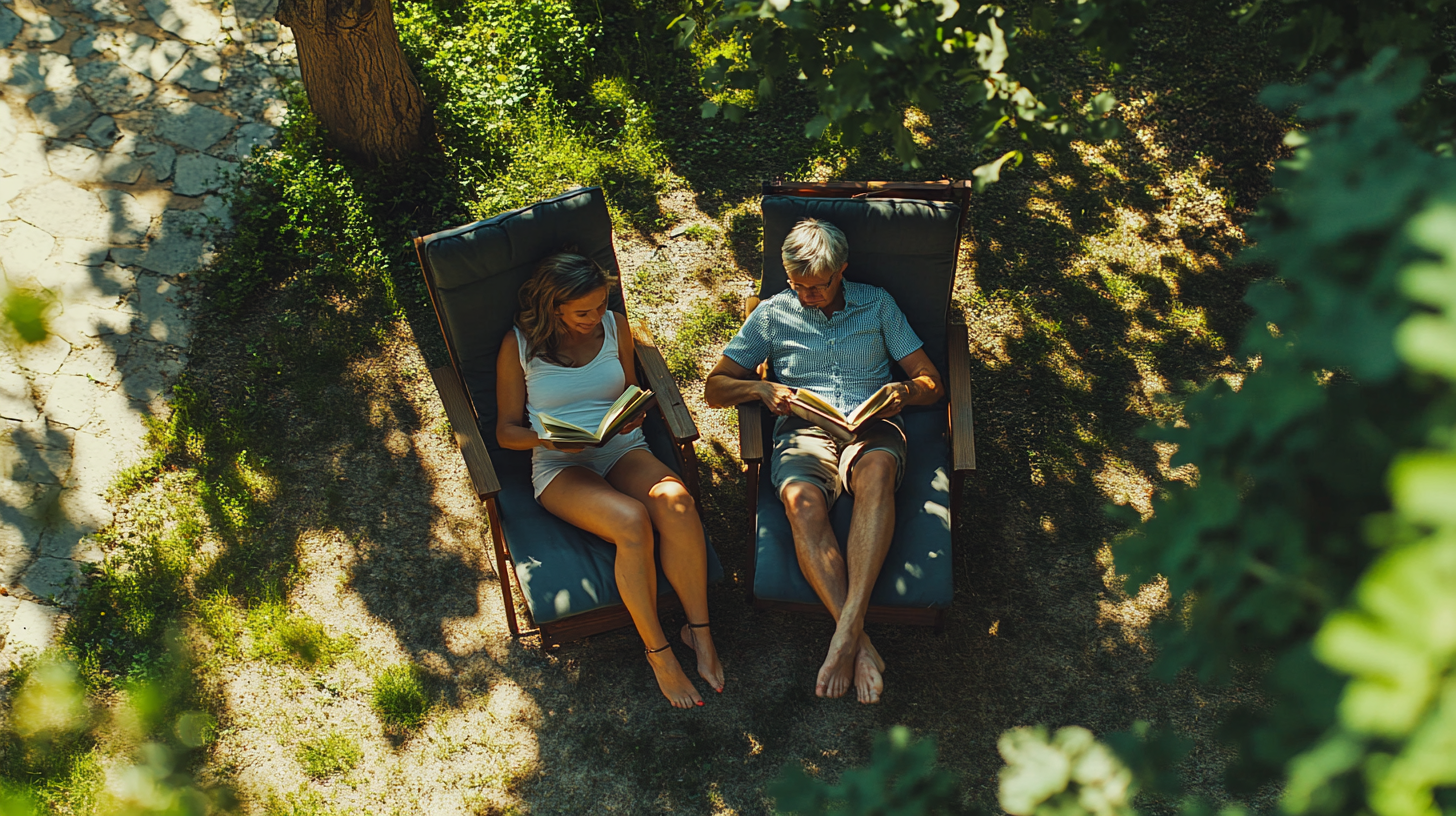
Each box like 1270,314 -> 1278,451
0,0 -> 296,665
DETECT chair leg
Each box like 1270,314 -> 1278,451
485,498 -> 521,638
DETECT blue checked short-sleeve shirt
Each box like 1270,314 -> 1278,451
723,280 -> 924,416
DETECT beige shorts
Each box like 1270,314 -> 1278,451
770,415 -> 907,503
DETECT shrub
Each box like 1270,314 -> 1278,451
203,87 -> 392,319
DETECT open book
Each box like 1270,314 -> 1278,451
537,385 -> 656,446
788,385 -> 897,443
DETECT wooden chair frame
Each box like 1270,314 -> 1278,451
413,231 -> 702,648
737,179 -> 978,629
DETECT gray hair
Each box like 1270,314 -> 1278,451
781,218 -> 847,279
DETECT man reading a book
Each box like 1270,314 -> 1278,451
704,218 -> 944,704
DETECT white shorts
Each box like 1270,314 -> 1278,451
531,428 -> 651,499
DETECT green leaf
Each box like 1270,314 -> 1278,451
2,289 -> 52,344
701,100 -> 721,119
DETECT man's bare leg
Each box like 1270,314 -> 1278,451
782,480 -> 855,698
839,451 -> 896,703
783,450 -> 897,702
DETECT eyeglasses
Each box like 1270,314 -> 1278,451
786,271 -> 841,297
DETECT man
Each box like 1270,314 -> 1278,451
704,217 -> 944,704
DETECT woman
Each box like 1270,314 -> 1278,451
496,253 -> 724,708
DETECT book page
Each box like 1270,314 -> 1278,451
792,389 -> 846,423
845,383 -> 897,428
593,385 -> 645,437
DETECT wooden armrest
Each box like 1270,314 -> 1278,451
947,322 -> 977,472
631,328 -> 700,445
737,401 -> 764,463
430,365 -> 502,499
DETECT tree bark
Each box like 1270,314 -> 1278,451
277,0 -> 425,163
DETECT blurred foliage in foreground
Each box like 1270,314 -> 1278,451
0,651 -> 231,815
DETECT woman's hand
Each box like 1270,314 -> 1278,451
617,412 -> 647,436
540,437 -> 587,453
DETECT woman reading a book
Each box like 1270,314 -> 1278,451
495,253 -> 723,708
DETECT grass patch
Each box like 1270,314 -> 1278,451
268,786 -> 354,816
371,664 -> 430,730
247,602 -> 353,670
663,294 -> 742,380
298,732 -> 363,779
683,224 -> 720,242
628,259 -> 677,308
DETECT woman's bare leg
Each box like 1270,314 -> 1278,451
608,449 -> 724,692
539,467 -> 702,708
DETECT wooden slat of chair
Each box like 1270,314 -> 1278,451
429,364 -> 518,637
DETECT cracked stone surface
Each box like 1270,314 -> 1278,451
0,0 -> 296,662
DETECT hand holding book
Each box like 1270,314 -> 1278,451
537,385 -> 657,448
787,383 -> 904,443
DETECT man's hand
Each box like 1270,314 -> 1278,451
758,381 -> 797,416
868,382 -> 912,420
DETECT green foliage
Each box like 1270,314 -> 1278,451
63,492 -> 196,687
997,726 -> 1134,816
681,0 -> 1132,175
0,653 -> 230,815
396,0 -> 669,224
371,664 -> 430,730
202,88 -> 394,319
2,288 -> 53,344
297,733 -> 362,779
770,726 -> 962,815
468,95 -> 667,222
396,0 -> 597,189
1103,47 -> 1456,816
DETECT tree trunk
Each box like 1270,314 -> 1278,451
277,0 -> 425,163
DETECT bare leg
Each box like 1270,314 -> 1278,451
782,451 -> 897,703
607,450 -> 724,692
781,480 -> 855,698
539,467 -> 702,708
842,451 -> 896,704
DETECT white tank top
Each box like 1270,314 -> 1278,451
515,312 -> 626,435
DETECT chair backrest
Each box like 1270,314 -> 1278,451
760,187 -> 966,380
417,186 -> 625,448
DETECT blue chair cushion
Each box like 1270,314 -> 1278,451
752,408 -> 952,608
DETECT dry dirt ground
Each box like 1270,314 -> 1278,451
129,140 -> 1280,816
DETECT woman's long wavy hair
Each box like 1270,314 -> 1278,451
515,252 -> 616,365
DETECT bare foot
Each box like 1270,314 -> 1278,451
855,636 -> 884,704
680,624 -> 725,693
646,646 -> 703,709
815,627 -> 859,698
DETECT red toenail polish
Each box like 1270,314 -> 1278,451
696,701 -> 704,706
